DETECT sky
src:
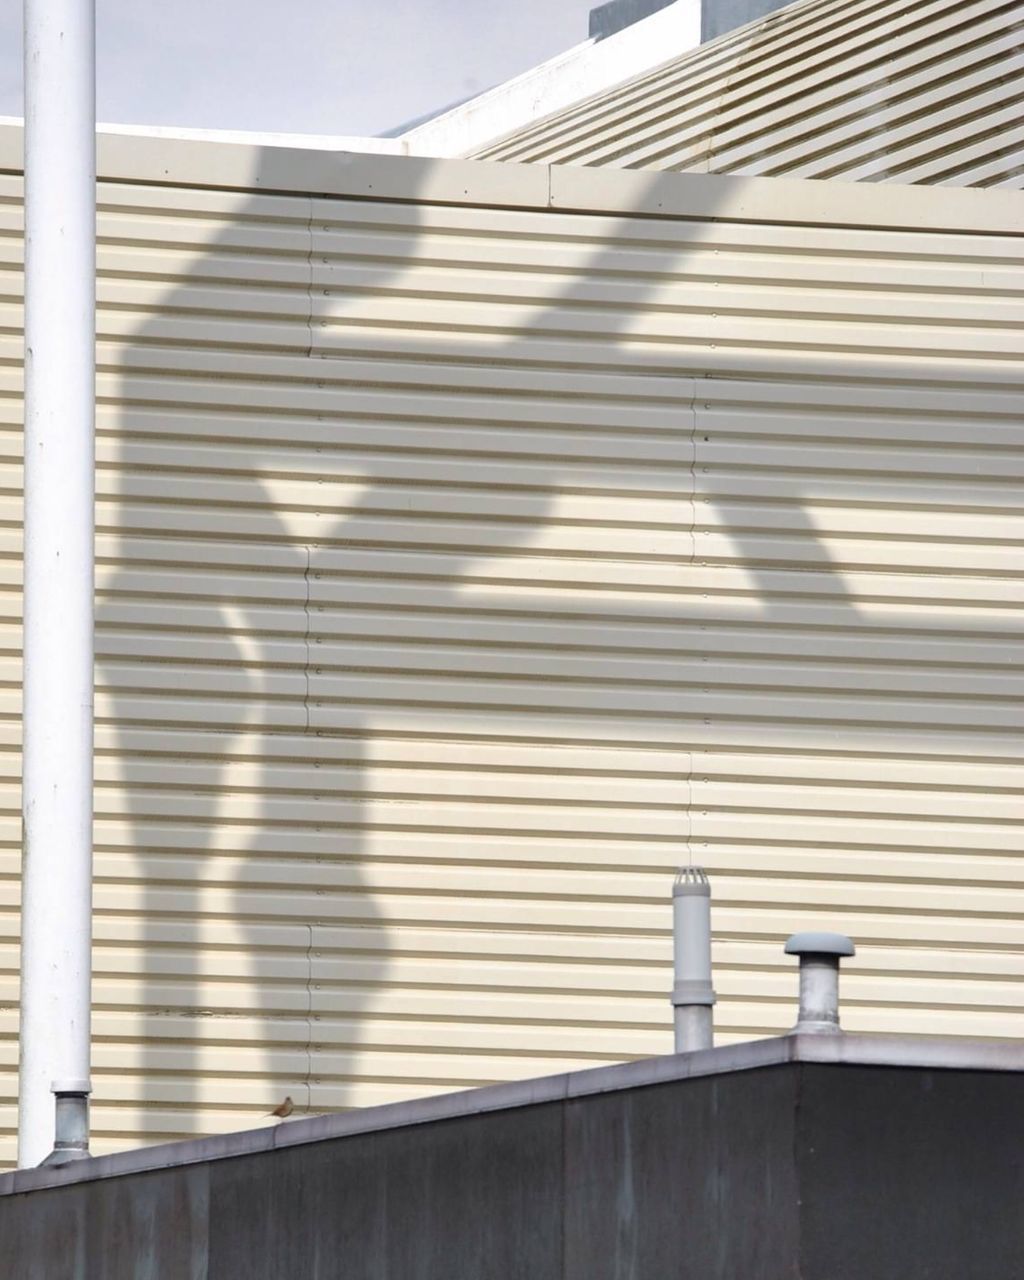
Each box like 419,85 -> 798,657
0,0 -> 598,137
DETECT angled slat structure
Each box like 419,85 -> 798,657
0,130 -> 1022,1165
473,0 -> 1024,188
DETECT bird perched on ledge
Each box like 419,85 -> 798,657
266,1096 -> 294,1120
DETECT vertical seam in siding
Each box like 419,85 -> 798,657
302,545 -> 312,735
302,546 -> 315,1118
304,922 -> 315,1116
304,194 -> 315,361
302,193 -> 316,1115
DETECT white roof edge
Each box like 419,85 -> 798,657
0,120 -> 1019,237
398,0 -> 702,158
0,115 -> 406,154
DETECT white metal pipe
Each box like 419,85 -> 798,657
671,867 -> 715,1052
19,0 -> 96,1168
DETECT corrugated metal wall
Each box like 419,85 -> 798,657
0,145 -> 1022,1165
474,0 -> 1024,187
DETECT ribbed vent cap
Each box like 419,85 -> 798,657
673,866 -> 710,897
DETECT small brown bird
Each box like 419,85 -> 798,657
266,1096 -> 294,1120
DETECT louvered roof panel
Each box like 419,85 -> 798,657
473,0 -> 1024,189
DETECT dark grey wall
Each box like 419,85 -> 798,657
0,1067 -> 800,1280
798,1067 -> 1024,1280
701,0 -> 797,42
2,1065 -> 1023,1280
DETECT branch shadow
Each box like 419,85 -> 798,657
92,146 -> 1018,1149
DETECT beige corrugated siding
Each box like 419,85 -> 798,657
0,143 -> 1022,1166
473,0 -> 1024,188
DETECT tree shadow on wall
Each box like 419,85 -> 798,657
94,147 -> 732,1144
94,145 -> 1013,1149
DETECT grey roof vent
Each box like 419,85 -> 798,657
701,0 -> 799,43
589,1 -> 800,45
785,932 -> 856,1034
589,0 -> 677,41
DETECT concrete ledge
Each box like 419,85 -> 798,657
3,1033 -> 1021,1195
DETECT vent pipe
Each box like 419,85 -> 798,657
784,932 -> 855,1034
671,867 -> 716,1052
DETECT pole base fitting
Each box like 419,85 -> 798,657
39,1145 -> 92,1168
40,1081 -> 92,1166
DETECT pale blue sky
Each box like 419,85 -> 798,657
0,0 -> 597,136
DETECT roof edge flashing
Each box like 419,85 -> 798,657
2,1033 -> 1023,1197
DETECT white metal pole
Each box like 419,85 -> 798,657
19,0 -> 96,1168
